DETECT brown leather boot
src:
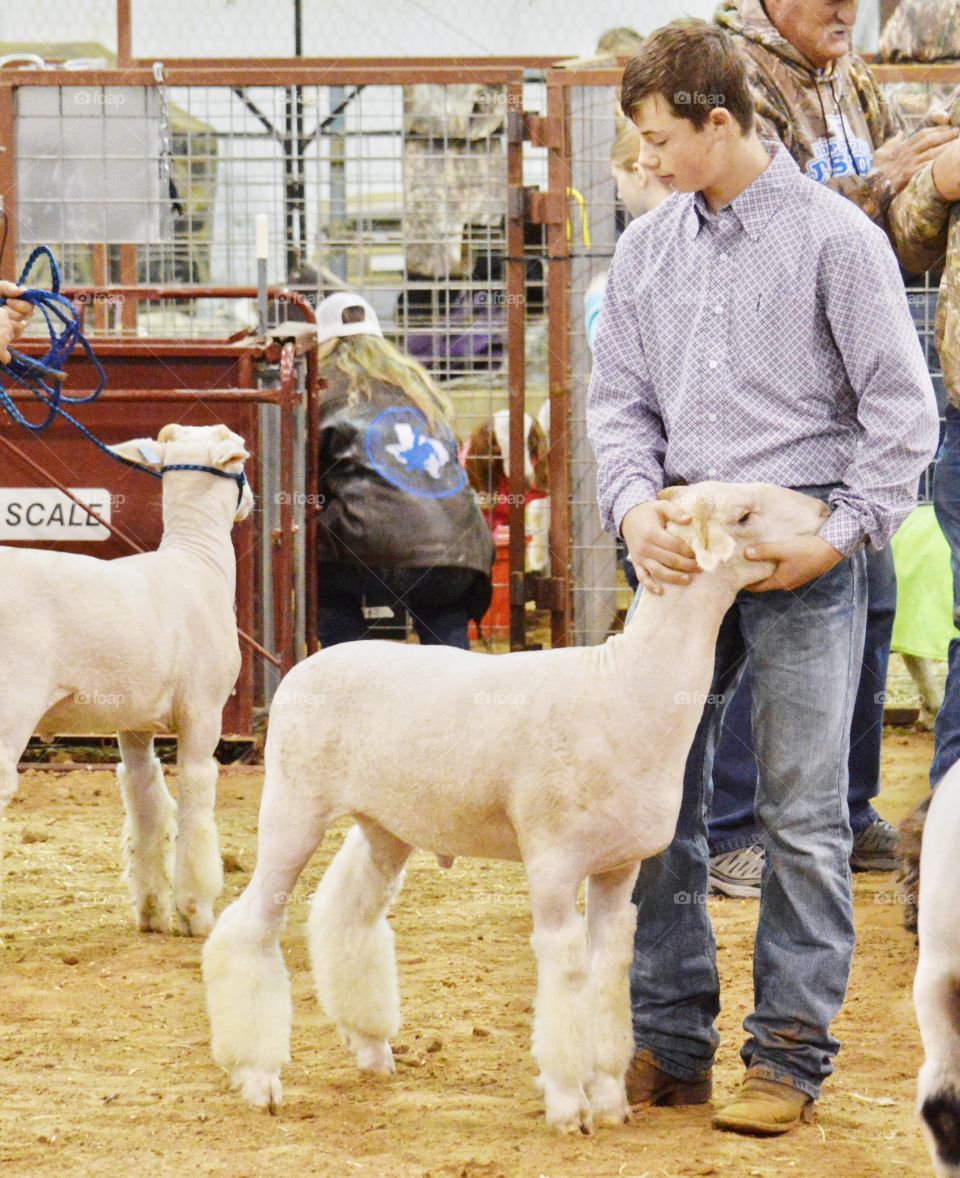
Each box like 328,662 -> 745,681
624,1050 -> 713,1110
712,1076 -> 815,1135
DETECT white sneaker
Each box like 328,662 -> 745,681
709,843 -> 764,898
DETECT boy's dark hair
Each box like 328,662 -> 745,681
620,19 -> 755,136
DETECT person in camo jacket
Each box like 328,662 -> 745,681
874,0 -> 960,929
694,0 -> 960,901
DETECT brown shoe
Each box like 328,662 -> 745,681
624,1050 -> 712,1110
712,1076 -> 815,1136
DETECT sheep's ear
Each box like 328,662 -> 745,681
157,423 -> 185,444
213,437 -> 250,469
657,486 -> 680,501
107,437 -> 164,471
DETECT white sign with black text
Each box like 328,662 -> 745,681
0,488 -> 112,541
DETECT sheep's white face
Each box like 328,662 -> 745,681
660,482 -> 831,586
109,423 -> 254,522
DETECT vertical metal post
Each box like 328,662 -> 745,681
506,78 -> 528,651
328,86 -> 348,283
545,78 -> 573,648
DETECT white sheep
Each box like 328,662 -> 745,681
0,423 -> 253,937
914,762 -> 960,1175
202,481 -> 830,1132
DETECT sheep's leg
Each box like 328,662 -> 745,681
903,654 -> 943,731
117,731 -> 177,933
584,863 -> 641,1127
203,781 -> 332,1112
0,723 -> 32,924
173,721 -> 223,937
308,819 -> 412,1076
915,963 -> 960,1169
526,860 -> 593,1134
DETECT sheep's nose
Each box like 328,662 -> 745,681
819,502 -> 831,518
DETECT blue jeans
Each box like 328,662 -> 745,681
709,546 -> 896,850
630,545 -> 866,1096
931,404 -> 960,785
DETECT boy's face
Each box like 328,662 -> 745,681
632,94 -> 729,194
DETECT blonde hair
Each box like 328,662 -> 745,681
317,333 -> 456,430
610,118 -> 644,171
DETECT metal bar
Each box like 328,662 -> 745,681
506,79 -> 527,652
116,0 -> 133,69
4,387 -> 286,403
0,429 -> 281,668
545,80 -> 573,648
0,85 -> 16,275
274,341 -> 297,675
62,286 -> 317,323
0,66 -> 536,88
304,347 -> 319,657
91,246 -> 109,333
118,245 -> 138,331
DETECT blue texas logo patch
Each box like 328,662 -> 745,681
364,405 -> 467,500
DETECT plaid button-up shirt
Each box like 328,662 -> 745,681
587,142 -> 940,554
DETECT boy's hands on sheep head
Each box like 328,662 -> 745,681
744,534 -> 843,593
620,499 -> 700,596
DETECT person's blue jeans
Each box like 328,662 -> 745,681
931,404 -> 960,785
316,563 -> 476,649
630,544 -> 867,1096
708,545 -> 896,851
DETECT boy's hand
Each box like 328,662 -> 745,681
621,499 -> 700,595
745,534 -> 844,593
0,281 -> 33,364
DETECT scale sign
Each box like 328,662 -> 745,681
0,488 -> 112,541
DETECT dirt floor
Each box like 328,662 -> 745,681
0,729 -> 936,1178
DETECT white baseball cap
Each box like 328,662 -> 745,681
316,292 -> 384,344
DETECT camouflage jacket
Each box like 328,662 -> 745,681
714,0 -> 926,259
887,116 -> 960,405
879,0 -> 960,63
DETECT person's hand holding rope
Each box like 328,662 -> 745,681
0,281 -> 34,364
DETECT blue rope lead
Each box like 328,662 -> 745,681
0,245 -> 156,477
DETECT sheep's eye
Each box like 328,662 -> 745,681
737,512 -> 752,525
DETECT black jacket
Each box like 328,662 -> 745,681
316,369 -> 494,579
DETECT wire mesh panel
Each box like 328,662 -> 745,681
8,67 -> 553,646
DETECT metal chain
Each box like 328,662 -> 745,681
152,61 -> 175,216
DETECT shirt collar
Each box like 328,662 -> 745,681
684,140 -> 799,242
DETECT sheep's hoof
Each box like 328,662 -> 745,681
233,1067 -> 283,1112
587,1074 -> 630,1126
544,1084 -> 593,1135
135,893 -> 172,934
345,1031 -> 395,1076
174,903 -> 214,938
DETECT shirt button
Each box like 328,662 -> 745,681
708,359 -> 718,369
719,252 -> 729,260
714,304 -> 723,314
707,467 -> 718,476
708,413 -> 718,423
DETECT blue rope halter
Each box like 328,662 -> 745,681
160,463 -> 248,510
0,247 -> 248,505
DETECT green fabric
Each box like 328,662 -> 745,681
891,504 -> 958,660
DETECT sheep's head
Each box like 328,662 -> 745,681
108,423 -> 254,521
658,482 -> 831,587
